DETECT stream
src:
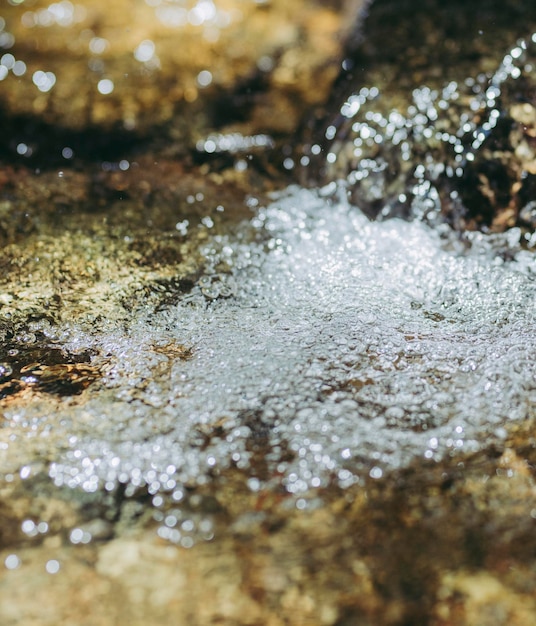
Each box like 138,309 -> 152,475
1,1 -> 536,624
42,184 -> 536,515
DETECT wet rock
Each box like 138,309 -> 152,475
0,177 -> 534,624
0,2 -> 536,625
2,431 -> 536,625
459,93 -> 536,231
0,0 -> 362,163
307,0 -> 536,231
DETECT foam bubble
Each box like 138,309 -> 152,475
41,185 -> 536,501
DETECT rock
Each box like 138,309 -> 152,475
307,0 -> 536,231
0,1 -> 536,625
3,436 -> 536,625
0,0 -> 363,159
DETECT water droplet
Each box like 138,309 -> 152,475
4,554 -> 20,570
97,78 -> 114,95
197,69 -> 212,87
45,560 -> 60,574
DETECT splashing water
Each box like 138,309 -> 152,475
312,31 -> 536,227
37,182 -> 536,507
2,22 -> 534,541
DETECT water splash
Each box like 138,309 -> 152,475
310,31 -> 536,227
31,183 -> 535,510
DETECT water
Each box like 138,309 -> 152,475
1,10 -> 535,547
23,182 -> 533,515
311,30 -> 536,228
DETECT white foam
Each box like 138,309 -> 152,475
43,185 -> 536,497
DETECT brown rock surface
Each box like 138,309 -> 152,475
0,0 -> 356,140
0,1 -> 536,625
2,432 -> 536,625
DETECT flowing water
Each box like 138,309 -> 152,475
1,2 -> 536,563
3,183 -> 530,545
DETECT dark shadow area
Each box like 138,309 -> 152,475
0,318 -> 99,398
0,105 -> 149,170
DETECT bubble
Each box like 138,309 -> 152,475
32,70 -> 56,92
175,220 -> 189,235
369,467 -> 383,479
181,519 -> 195,532
69,527 -> 92,544
4,555 -> 20,570
257,55 -> 274,72
197,70 -> 213,87
180,536 -> 194,548
247,477 -> 260,491
89,37 -> 109,55
12,60 -> 26,76
283,158 -> 294,170
21,519 -> 37,536
1,53 -> 15,69
201,139 -> 216,153
325,125 -> 337,140
0,32 -> 15,49
45,560 -> 60,574
188,0 -> 216,26
97,79 -> 114,95
134,40 -> 155,63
